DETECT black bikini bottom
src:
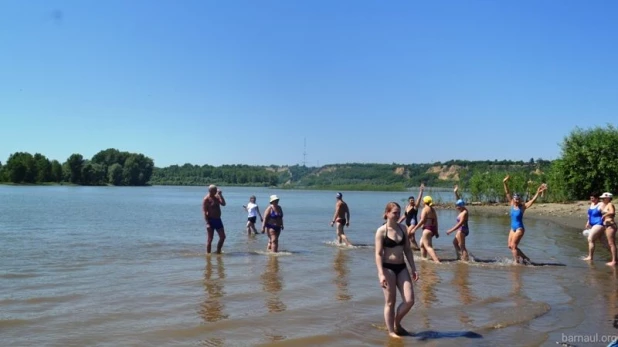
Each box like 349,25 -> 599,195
382,262 -> 406,275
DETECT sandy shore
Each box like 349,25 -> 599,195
436,201 -> 590,231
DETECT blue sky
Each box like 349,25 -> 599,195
1,0 -> 616,168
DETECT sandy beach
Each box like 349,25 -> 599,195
437,201 -> 590,232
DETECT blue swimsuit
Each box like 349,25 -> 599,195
266,207 -> 283,232
510,205 -> 524,231
588,204 -> 603,226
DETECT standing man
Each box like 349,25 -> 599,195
203,184 -> 227,254
330,192 -> 353,246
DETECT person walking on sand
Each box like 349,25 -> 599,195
330,192 -> 353,246
203,184 -> 227,254
398,184 -> 424,250
243,195 -> 263,236
583,191 -> 606,263
446,185 -> 470,261
601,192 -> 617,266
375,202 -> 419,338
262,195 -> 284,253
409,196 -> 440,263
503,175 -> 547,264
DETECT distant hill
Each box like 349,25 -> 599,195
149,159 -> 552,191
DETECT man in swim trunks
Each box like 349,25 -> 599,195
203,184 -> 227,254
330,192 -> 353,246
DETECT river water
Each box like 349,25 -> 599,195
1,186 -> 616,346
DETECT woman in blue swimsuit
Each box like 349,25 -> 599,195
375,202 -> 419,338
583,191 -> 606,262
503,175 -> 547,264
446,185 -> 470,261
262,195 -> 284,253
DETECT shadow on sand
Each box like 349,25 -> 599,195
409,330 -> 483,340
471,258 -> 567,267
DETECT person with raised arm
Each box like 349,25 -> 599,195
503,175 -> 547,264
375,202 -> 419,338
243,195 -> 263,236
203,184 -> 227,254
409,196 -> 440,263
399,183 -> 424,250
446,185 -> 470,261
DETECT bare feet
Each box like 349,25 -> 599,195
388,332 -> 401,338
607,261 -> 616,266
583,256 -> 592,261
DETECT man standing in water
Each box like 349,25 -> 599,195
330,192 -> 353,246
203,184 -> 227,254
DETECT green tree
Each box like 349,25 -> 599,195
81,162 -> 106,185
557,124 -> 618,199
50,160 -> 63,182
33,153 -> 51,183
65,153 -> 84,184
108,163 -> 123,185
4,152 -> 36,183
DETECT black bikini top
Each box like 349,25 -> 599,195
383,224 -> 406,248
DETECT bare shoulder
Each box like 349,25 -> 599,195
375,224 -> 386,235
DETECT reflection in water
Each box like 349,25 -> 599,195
510,267 -> 523,298
610,268 -> 618,329
452,263 -> 476,326
261,256 -> 286,313
419,262 -> 440,328
598,267 -> 618,330
333,250 -> 352,301
200,255 -> 228,322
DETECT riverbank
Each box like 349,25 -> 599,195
436,201 -> 589,231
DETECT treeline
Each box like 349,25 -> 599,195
149,164 -> 279,186
3,125 -> 615,200
0,148 -> 154,186
460,124 -> 618,202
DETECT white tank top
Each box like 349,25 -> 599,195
246,202 -> 258,217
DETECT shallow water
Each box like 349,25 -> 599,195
1,186 -> 617,347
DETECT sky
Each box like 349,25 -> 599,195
1,0 -> 617,168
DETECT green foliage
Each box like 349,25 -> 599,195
4,152 -> 36,183
555,124 -> 618,199
1,149 -> 154,186
150,164 -> 279,186
34,153 -> 51,183
108,163 -> 123,186
50,160 -> 63,182
65,154 -> 84,184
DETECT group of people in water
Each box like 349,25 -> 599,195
202,178 -> 617,338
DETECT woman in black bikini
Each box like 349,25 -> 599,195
375,202 -> 419,338
399,183 -> 424,250
262,195 -> 284,253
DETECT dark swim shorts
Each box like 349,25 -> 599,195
207,218 -> 224,230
